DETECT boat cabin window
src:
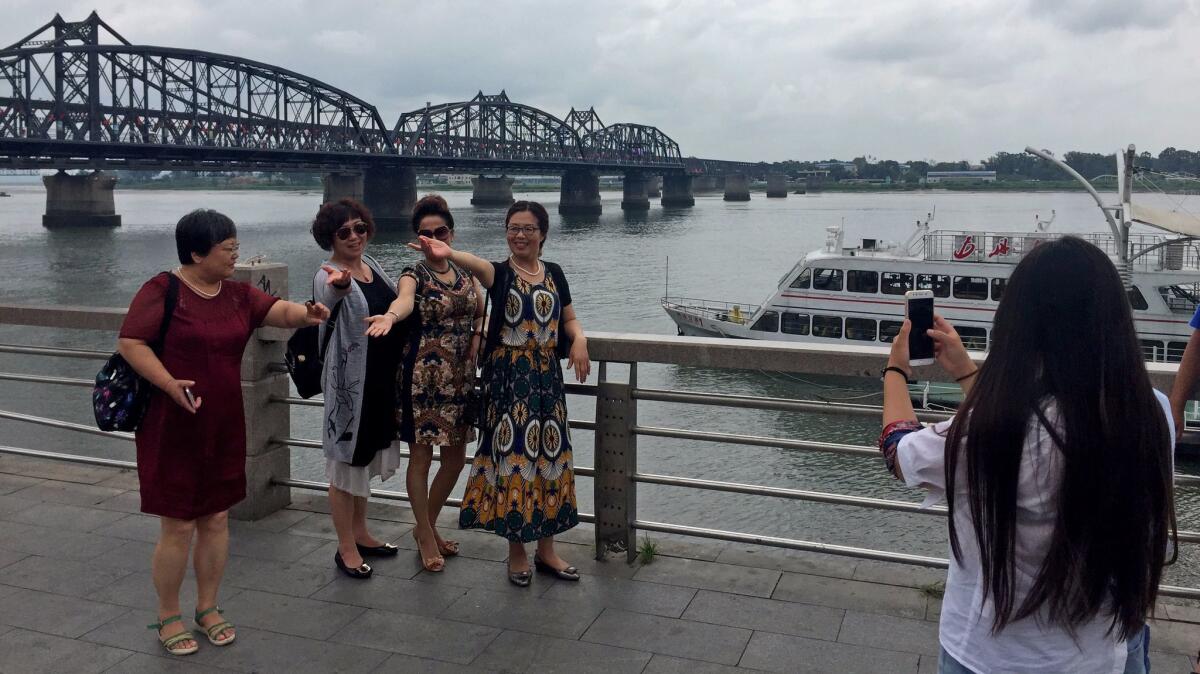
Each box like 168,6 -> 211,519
781,312 -> 810,335
991,278 -> 1006,301
916,273 -> 950,298
879,320 -> 903,343
812,315 -> 842,338
958,326 -> 987,350
1168,341 -> 1188,363
1140,340 -> 1164,362
881,272 -> 913,296
750,311 -> 779,333
813,268 -> 844,292
1159,285 -> 1200,315
847,270 -> 879,294
789,268 -> 811,289
953,276 -> 989,301
1128,287 -> 1148,311
845,317 -> 877,341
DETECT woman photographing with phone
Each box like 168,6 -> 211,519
879,237 -> 1175,674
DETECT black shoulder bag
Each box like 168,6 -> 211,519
285,296 -> 345,399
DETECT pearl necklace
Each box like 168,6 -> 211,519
175,267 -> 221,298
509,256 -> 542,277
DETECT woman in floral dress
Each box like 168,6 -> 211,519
409,200 -> 591,587
367,195 -> 481,572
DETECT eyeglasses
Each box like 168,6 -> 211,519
220,243 -> 240,254
336,222 -> 369,241
506,225 -> 539,236
418,225 -> 451,241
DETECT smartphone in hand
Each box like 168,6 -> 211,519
905,290 -> 935,366
183,387 -> 198,410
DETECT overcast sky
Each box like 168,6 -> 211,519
6,0 -> 1199,162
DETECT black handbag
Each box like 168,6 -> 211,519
285,299 -> 344,399
93,273 -> 179,432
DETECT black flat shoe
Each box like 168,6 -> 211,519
508,568 -> 532,587
334,551 -> 372,579
356,542 -> 399,558
534,556 -> 580,581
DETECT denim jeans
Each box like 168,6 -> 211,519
938,625 -> 1151,674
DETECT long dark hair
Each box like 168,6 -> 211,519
945,236 -> 1175,640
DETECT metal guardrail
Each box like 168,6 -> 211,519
4,303 -> 1200,601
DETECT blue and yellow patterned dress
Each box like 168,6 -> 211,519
459,266 -> 578,542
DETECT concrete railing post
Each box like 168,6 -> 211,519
593,362 -> 638,563
230,261 -> 292,520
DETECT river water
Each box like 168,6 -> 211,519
3,182 -> 1199,583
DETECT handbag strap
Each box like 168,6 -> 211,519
318,298 -> 345,361
152,272 -> 180,356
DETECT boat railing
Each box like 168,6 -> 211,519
5,268 -> 1200,599
922,230 -> 1200,273
661,296 -> 761,323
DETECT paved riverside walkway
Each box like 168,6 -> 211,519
0,455 -> 1198,673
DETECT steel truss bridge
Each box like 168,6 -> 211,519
0,13 -> 764,177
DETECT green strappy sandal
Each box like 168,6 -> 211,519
194,606 -> 236,646
148,615 -> 199,656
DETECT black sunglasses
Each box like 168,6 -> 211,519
418,225 -> 451,241
336,222 -> 369,240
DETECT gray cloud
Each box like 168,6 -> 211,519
1029,0 -> 1191,34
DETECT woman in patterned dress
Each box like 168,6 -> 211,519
409,200 -> 591,587
367,195 -> 482,571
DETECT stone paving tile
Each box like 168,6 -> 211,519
92,540 -> 158,572
542,573 -> 697,618
225,527 -> 329,563
771,571 -> 928,619
370,653 -> 498,673
8,500 -> 131,532
0,493 -> 38,518
279,510 -> 413,543
412,554 -> 560,597
100,651 -> 231,673
94,471 -> 142,491
0,520 -> 127,562
475,629 -> 653,673
926,598 -> 942,622
10,478 -> 126,506
681,589 -> 844,640
0,456 -> 122,484
649,537 -> 726,562
310,574 -> 468,617
581,608 -> 752,666
918,654 -> 938,674
221,555 -> 340,599
633,555 -> 781,598
93,491 -> 144,514
0,472 -> 44,495
217,589 -> 367,640
440,586 -> 604,639
642,654 -> 760,673
836,610 -> 940,656
293,539 -> 422,579
1165,602 -> 1200,623
852,560 -> 947,589
93,513 -> 162,543
1151,650 -> 1194,671
0,583 -> 20,600
447,528 -> 515,562
330,608 -> 502,664
1148,617 -> 1200,655
86,572 -> 219,611
2,554 -> 132,597
738,630 -> 921,674
0,587 -> 129,638
0,627 -> 133,673
203,626 -> 391,674
228,507 -> 312,533
0,546 -> 28,570
713,545 -> 860,580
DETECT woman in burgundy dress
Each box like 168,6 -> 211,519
118,209 -> 330,656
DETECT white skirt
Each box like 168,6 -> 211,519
325,441 -> 404,498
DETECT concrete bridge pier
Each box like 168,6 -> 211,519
471,175 -> 515,207
661,174 -> 695,208
646,175 -> 661,198
766,172 -> 788,198
621,172 -> 651,211
42,170 -> 121,228
723,172 -> 751,201
362,167 -> 416,230
559,169 -> 602,216
321,172 -> 364,204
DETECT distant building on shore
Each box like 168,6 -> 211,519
926,170 -> 997,183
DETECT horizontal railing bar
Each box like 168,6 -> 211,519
633,424 -> 877,457
277,438 -> 595,477
0,444 -> 137,470
0,409 -> 133,441
632,387 -> 953,423
274,477 -> 596,523
0,343 -> 111,360
0,371 -> 93,387
273,396 -> 322,407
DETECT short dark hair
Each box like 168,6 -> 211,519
311,198 -> 376,251
411,194 -> 454,234
505,200 -> 550,253
176,209 -> 236,265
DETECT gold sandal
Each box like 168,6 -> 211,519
194,606 -> 236,646
148,615 -> 198,656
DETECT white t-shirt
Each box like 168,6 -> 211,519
897,390 -> 1173,674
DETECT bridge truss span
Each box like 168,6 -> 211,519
582,123 -> 683,167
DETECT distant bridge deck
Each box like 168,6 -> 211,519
0,454 -> 1197,673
